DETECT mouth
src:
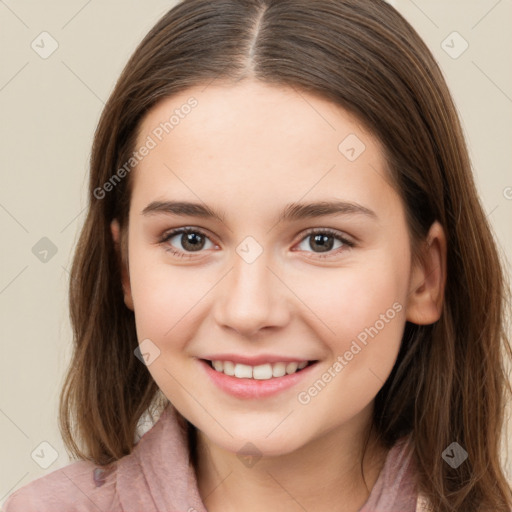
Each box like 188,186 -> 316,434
198,357 -> 319,399
201,359 -> 317,380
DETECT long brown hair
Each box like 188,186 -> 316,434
59,1 -> 512,510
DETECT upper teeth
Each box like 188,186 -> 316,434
211,360 -> 308,380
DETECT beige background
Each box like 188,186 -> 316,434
1,0 -> 511,503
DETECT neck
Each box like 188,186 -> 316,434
194,407 -> 389,512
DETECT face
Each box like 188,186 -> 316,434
113,80 -> 443,457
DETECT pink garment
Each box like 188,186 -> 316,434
2,403 -> 424,511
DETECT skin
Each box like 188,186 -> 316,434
111,80 -> 446,512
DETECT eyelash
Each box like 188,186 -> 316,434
158,227 -> 355,260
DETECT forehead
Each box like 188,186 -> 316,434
137,80 -> 378,161
131,80 -> 400,222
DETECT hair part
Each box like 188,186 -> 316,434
59,1 -> 512,510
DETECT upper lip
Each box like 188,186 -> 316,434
200,354 -> 315,366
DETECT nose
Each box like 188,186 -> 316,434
213,249 -> 290,338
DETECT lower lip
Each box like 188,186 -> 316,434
198,359 -> 318,399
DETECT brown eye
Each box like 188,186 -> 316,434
295,229 -> 354,258
307,233 -> 335,252
178,231 -> 206,251
160,228 -> 215,256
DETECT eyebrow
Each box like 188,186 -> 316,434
141,200 -> 377,223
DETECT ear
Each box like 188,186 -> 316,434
406,221 -> 447,325
110,219 -> 134,311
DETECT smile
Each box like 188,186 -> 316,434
207,360 -> 311,379
198,358 -> 319,399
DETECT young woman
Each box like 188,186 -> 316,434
4,1 -> 511,511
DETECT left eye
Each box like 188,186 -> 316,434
160,228 -> 215,255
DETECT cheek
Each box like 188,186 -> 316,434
290,256 -> 407,346
127,241 -> 208,345
126,244 -> 209,407
290,252 -> 408,406
338,271 -> 405,346
293,266 -> 407,424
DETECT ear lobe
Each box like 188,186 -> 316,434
405,221 -> 447,325
110,219 -> 134,311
